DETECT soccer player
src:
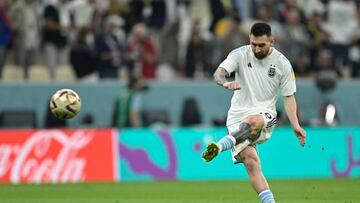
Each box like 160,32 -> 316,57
202,22 -> 306,203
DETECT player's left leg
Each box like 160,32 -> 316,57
202,115 -> 264,162
240,146 -> 275,203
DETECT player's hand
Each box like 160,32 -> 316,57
293,126 -> 306,147
223,81 -> 241,90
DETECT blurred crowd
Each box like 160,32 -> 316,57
1,0 -> 360,82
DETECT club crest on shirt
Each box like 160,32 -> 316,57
268,64 -> 276,78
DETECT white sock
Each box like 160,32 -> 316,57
217,135 -> 236,152
259,189 -> 275,203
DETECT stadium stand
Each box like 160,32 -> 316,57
28,64 -> 50,82
2,65 -> 23,82
54,65 -> 76,82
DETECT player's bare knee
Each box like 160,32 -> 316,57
244,115 -> 264,129
244,115 -> 264,138
244,156 -> 261,174
244,115 -> 264,131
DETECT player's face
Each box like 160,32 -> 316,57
249,34 -> 274,59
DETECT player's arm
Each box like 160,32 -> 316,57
129,94 -> 142,127
130,110 -> 140,127
283,94 -> 306,146
213,67 -> 241,90
213,67 -> 229,85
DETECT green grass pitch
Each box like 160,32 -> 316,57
0,179 -> 359,203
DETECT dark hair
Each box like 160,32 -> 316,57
250,22 -> 272,36
127,76 -> 140,89
127,76 -> 149,91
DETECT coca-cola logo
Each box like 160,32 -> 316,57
0,130 -> 93,183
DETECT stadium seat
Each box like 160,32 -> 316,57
142,109 -> 171,127
180,97 -> 202,126
28,64 -> 50,82
2,65 -> 24,82
0,110 -> 37,128
54,65 -> 76,82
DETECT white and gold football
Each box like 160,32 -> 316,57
50,89 -> 81,120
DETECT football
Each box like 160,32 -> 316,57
50,89 -> 81,120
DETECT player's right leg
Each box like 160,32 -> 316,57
202,115 -> 264,162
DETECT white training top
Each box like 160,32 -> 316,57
219,45 -> 296,126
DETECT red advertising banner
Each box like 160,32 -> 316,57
0,129 -> 117,184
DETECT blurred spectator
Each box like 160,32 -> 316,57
0,1 -> 12,79
255,3 -> 286,53
188,1 -> 211,30
158,21 -> 180,79
70,27 -> 96,78
105,0 -> 130,35
68,0 -> 94,29
42,0 -> 71,79
94,15 -> 124,79
293,52 -> 311,77
127,23 -> 158,79
349,34 -> 360,78
306,13 -> 330,70
10,0 -> 40,79
322,0 -> 358,73
217,17 -> 247,63
281,7 -> 310,69
315,50 -> 341,127
297,0 -> 325,19
348,4 -> 360,78
232,0 -> 252,21
109,15 -> 126,46
121,0 -> 144,34
256,0 -> 279,21
349,44 -> 360,78
185,20 -> 213,78
106,0 -> 121,16
278,0 -> 306,23
314,49 -> 341,90
1,0 -> 360,81
90,0 -> 109,35
112,76 -> 147,128
117,0 -> 168,34
146,0 -> 166,31
208,0 -> 226,34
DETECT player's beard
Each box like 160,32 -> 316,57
254,52 -> 267,59
254,47 -> 271,59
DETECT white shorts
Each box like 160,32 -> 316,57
227,111 -> 277,164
